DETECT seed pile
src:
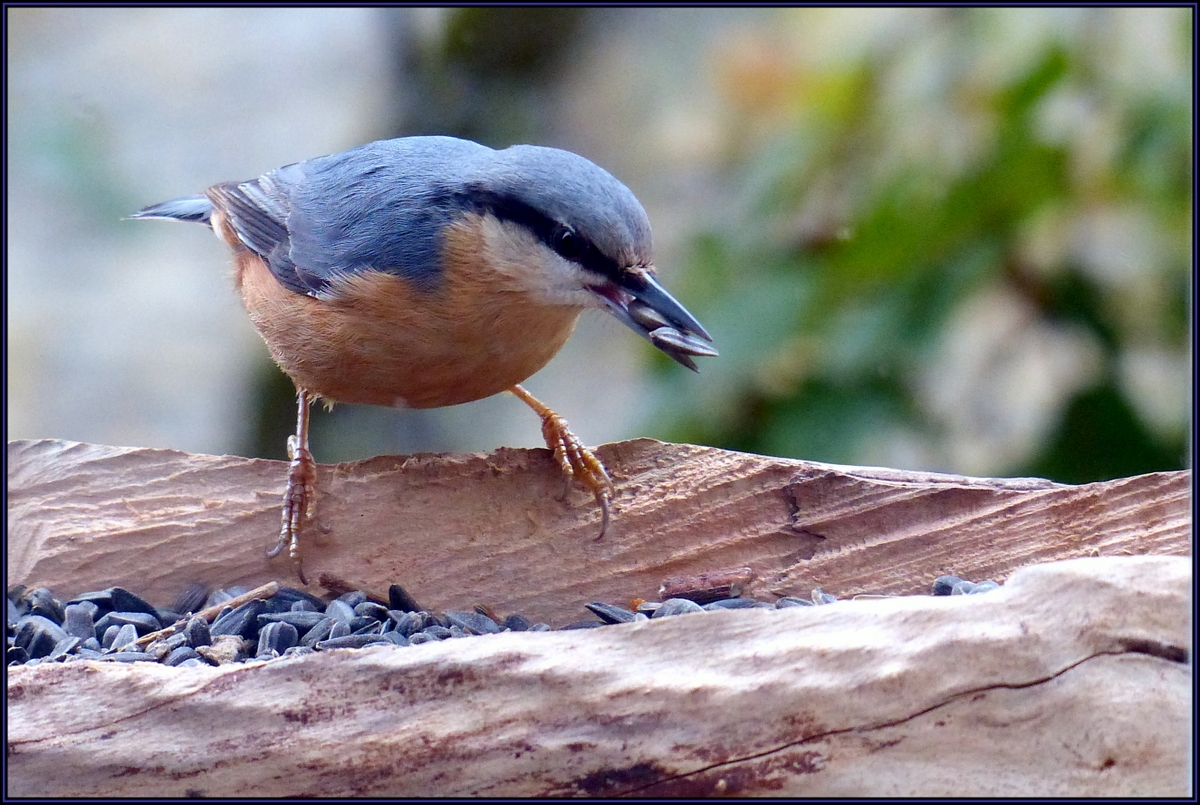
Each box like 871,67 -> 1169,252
7,574 -> 1000,668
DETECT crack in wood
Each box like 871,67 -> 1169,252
609,645 -> 1185,796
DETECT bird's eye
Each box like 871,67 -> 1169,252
551,225 -> 583,260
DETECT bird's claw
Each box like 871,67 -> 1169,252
540,411 -> 615,539
509,384 -> 615,538
270,424 -> 314,585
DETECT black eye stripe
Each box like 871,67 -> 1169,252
459,190 -> 622,281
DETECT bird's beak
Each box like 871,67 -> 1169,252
591,266 -> 717,372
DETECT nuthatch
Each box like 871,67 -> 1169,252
133,135 -> 716,583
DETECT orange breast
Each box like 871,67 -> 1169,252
230,217 -> 582,409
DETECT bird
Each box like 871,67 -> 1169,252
132,135 -> 716,584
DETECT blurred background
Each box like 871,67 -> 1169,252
7,7 -> 1192,484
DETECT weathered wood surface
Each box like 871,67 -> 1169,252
6,556 -> 1190,797
6,439 -> 1190,623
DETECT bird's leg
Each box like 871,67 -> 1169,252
509,384 -> 614,539
269,387 -> 315,584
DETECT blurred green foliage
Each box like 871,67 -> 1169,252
648,9 -> 1191,482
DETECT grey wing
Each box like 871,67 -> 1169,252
205,170 -> 322,296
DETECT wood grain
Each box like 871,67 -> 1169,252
6,438 -> 1190,623
6,555 -> 1190,797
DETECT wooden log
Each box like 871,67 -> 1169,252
6,555 -> 1190,797
6,438 -> 1189,623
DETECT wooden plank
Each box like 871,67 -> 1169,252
6,439 -> 1190,623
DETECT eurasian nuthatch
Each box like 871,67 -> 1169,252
133,135 -> 716,583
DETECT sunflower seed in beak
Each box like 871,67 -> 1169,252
649,327 -> 720,358
627,298 -> 673,332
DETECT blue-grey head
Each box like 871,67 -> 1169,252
459,143 -> 717,370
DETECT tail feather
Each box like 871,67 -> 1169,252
129,195 -> 214,226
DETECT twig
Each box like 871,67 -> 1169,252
133,581 -> 280,648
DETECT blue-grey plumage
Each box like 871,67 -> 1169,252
277,137 -> 656,294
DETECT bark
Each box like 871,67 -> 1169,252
6,556 -> 1190,797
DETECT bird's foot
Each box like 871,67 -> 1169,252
269,390 -> 314,584
541,412 -> 615,539
510,384 -> 615,538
